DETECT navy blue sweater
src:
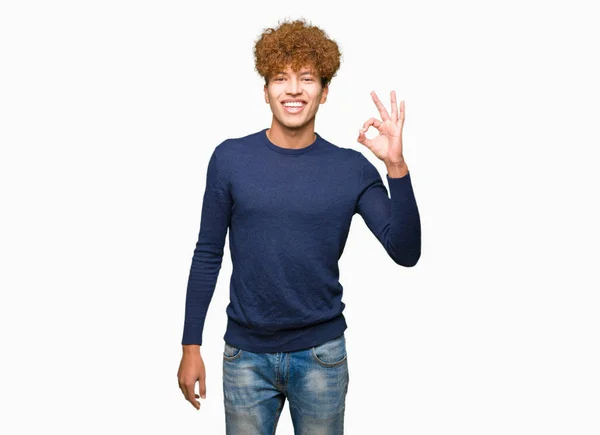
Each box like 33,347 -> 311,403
181,128 -> 421,352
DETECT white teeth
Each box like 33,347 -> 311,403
283,102 -> 305,107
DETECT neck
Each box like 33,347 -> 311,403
267,118 -> 317,149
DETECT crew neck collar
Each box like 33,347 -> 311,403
260,128 -> 322,155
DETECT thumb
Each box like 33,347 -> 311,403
357,128 -> 372,150
199,376 -> 206,399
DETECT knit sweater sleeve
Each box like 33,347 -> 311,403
181,146 -> 232,345
354,151 -> 421,266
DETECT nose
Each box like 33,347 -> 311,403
286,78 -> 302,95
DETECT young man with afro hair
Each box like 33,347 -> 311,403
178,17 -> 421,434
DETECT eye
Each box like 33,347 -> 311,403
302,78 -> 313,81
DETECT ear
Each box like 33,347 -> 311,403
264,84 -> 269,104
320,85 -> 329,104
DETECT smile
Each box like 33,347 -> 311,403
282,102 -> 306,114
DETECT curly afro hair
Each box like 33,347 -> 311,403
253,18 -> 342,88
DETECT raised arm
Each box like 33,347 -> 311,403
355,90 -> 421,266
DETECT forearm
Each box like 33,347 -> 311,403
356,153 -> 421,266
181,240 -> 226,345
386,164 -> 421,266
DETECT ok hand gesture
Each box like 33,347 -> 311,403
357,90 -> 405,165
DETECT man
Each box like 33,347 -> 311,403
177,18 -> 421,434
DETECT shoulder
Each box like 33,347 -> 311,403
212,129 -> 264,158
317,133 -> 364,162
316,135 -> 378,182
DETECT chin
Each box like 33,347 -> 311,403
275,116 -> 303,129
285,122 -> 309,131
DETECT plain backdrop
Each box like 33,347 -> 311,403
1,0 -> 599,434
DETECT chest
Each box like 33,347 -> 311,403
230,160 -> 358,223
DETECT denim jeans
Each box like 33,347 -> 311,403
222,333 -> 349,435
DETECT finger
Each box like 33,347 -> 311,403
371,91 -> 390,122
183,383 -> 199,408
358,117 -> 382,150
390,90 -> 398,123
399,100 -> 405,125
361,117 -> 382,131
199,376 -> 207,399
184,383 -> 200,410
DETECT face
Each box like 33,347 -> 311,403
264,64 -> 329,130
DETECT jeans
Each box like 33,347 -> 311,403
222,333 -> 350,435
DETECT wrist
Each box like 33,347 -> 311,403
385,160 -> 409,178
183,344 -> 201,354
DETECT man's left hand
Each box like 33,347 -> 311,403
357,90 -> 406,167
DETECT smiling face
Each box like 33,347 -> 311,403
264,64 -> 329,131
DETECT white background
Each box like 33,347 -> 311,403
1,0 -> 599,434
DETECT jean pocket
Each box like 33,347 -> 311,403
311,334 -> 347,367
223,342 -> 243,361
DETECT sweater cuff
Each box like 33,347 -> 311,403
386,171 -> 413,200
181,324 -> 203,346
